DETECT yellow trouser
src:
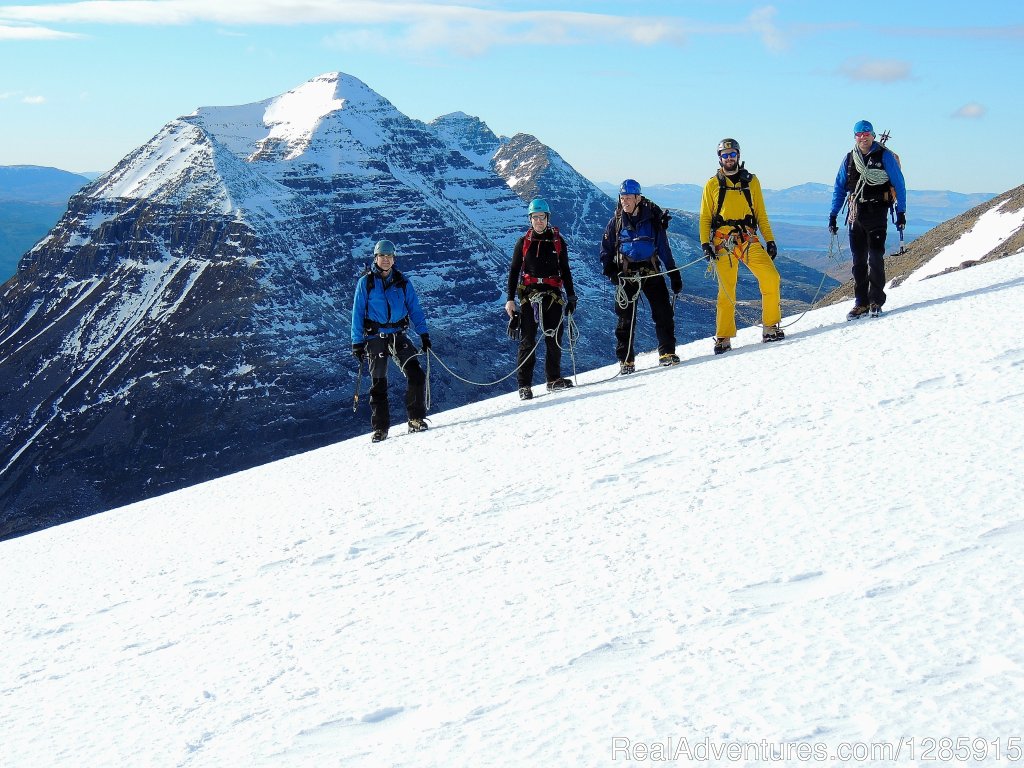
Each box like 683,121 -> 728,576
712,228 -> 782,338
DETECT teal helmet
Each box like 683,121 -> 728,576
619,179 -> 641,195
854,119 -> 875,135
373,239 -> 397,257
527,198 -> 550,216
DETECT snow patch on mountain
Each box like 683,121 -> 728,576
258,74 -> 347,160
908,197 -> 1024,281
89,120 -> 296,218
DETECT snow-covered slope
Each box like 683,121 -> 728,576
3,221 -> 1023,766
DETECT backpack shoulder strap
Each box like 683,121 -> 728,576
523,227 -> 563,258
738,167 -> 755,216
712,171 -> 728,226
643,199 -> 671,230
361,268 -> 374,324
712,168 -> 757,229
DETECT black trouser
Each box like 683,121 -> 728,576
614,272 -> 676,362
517,290 -> 564,388
849,203 -> 889,307
366,332 -> 425,431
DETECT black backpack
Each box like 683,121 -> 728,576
613,197 -> 672,244
710,165 -> 757,230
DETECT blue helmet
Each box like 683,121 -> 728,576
527,198 -> 550,216
854,119 -> 874,135
373,239 -> 396,256
619,179 -> 641,195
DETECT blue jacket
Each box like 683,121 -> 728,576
351,265 -> 428,345
830,142 -> 906,217
600,199 -> 677,274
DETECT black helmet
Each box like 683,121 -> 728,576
717,138 -> 740,156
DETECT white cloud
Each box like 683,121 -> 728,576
22,95 -> 46,104
0,22 -> 79,39
0,0 -> 688,54
0,0 -> 795,55
747,5 -> 786,52
839,57 -> 912,83
952,102 -> 986,119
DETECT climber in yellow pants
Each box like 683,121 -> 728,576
698,137 -> 784,354
710,227 -> 782,337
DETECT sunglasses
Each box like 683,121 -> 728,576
719,151 -> 738,160
854,131 -> 873,139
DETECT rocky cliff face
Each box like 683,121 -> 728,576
0,72 -> 830,538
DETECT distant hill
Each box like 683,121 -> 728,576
0,166 -> 92,282
0,165 -> 92,202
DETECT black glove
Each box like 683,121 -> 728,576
702,243 -> 716,262
828,214 -> 838,235
565,295 -> 577,315
352,342 -> 366,362
602,261 -> 619,279
895,211 -> 906,231
420,333 -> 431,351
670,272 -> 682,295
766,241 -> 777,260
507,311 -> 521,340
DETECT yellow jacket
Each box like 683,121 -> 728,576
698,170 -> 775,245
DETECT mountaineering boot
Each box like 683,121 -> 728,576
371,429 -> 388,443
869,303 -> 882,318
546,378 -> 574,392
408,418 -> 428,433
762,325 -> 785,343
713,338 -> 731,355
518,387 -> 534,401
619,360 -> 636,375
847,304 -> 869,321
659,353 -> 681,366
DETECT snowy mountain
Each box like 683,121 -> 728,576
0,73 -> 566,536
0,72 -> 831,539
3,213 -> 1024,767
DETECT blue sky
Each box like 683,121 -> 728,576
1,1 -> 1021,194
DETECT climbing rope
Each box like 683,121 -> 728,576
426,292 -> 563,388
368,259 -> 704,404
